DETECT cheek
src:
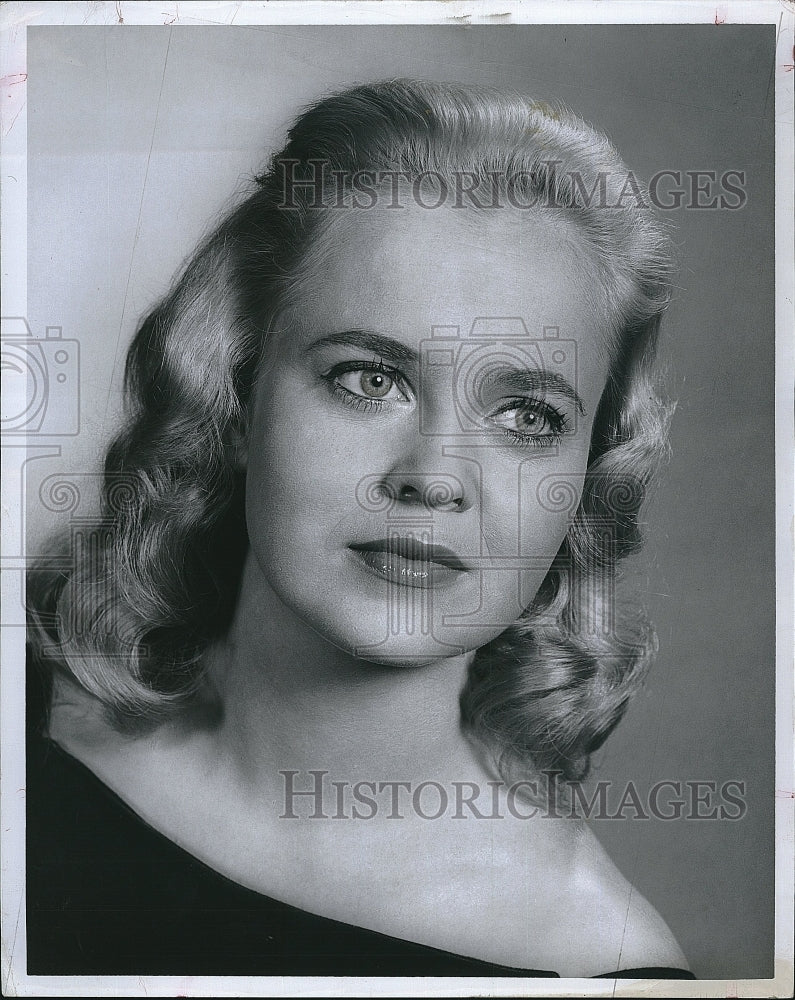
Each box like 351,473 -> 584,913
524,463 -> 587,552
480,455 -> 587,559
243,383 -> 376,547
244,385 -> 321,547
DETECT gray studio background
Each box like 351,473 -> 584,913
26,24 -> 775,980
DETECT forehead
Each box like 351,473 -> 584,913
278,202 -> 613,372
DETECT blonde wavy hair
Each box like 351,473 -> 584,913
29,79 -> 675,795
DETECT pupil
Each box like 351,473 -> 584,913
362,371 -> 391,397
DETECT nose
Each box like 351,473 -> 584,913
392,477 -> 469,513
378,425 -> 478,514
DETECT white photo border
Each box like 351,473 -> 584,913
1,2 -> 793,997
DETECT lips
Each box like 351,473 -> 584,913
348,537 -> 468,589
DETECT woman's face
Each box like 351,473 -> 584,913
244,200 -> 613,664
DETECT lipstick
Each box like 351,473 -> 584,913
348,537 -> 467,589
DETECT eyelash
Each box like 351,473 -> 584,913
323,361 -> 571,448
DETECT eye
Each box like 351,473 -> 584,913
489,398 -> 569,445
492,404 -> 551,434
336,368 -> 403,400
327,361 -> 411,407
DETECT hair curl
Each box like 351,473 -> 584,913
28,79 -> 675,794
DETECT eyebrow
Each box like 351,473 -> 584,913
307,330 -> 419,370
486,369 -> 586,415
308,329 -> 586,414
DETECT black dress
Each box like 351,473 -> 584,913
26,670 -> 695,979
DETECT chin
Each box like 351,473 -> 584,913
351,647 -> 471,670
262,567 -> 514,670
326,617 -> 494,670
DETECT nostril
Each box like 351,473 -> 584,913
376,475 -> 470,512
398,484 -> 422,503
421,479 -> 468,512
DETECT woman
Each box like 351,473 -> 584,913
27,79 -> 692,979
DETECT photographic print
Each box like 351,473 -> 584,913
2,2 -> 793,996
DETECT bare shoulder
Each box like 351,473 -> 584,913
468,814 -> 688,978
560,824 -> 689,977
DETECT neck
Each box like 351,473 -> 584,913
208,551 -> 485,794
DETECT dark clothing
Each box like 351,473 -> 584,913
26,669 -> 694,978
